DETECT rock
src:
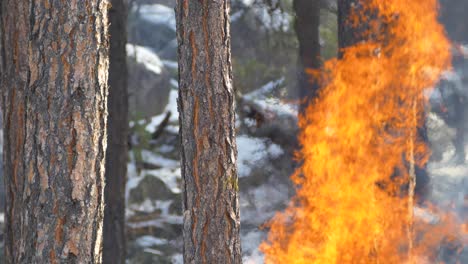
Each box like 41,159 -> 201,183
127,44 -> 171,117
157,38 -> 177,61
168,195 -> 182,215
128,4 -> 176,52
129,174 -> 175,204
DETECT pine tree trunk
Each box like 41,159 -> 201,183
0,1 -> 109,263
175,1 -> 242,263
338,0 -> 369,53
103,0 -> 128,263
338,0 -> 358,51
293,0 -> 321,107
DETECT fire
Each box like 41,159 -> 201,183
260,0 -> 464,263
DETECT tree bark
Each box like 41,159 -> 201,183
0,1 -> 109,263
338,0 -> 375,57
338,0 -> 359,51
103,0 -> 128,263
175,1 -> 242,263
338,0 -> 431,202
293,0 -> 321,109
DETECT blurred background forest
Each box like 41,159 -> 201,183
0,0 -> 467,263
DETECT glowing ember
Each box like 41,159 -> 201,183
260,0 -> 464,263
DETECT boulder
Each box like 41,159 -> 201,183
129,174 -> 176,205
127,44 -> 171,117
128,4 -> 176,52
158,38 -> 177,61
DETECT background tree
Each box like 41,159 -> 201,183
293,0 -> 321,108
338,0 -> 431,201
338,0 -> 366,53
103,0 -> 128,263
175,1 -> 242,263
0,1 -> 109,262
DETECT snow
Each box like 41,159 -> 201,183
136,236 -> 168,247
137,4 -> 176,31
127,198 -> 182,228
240,0 -> 255,6
243,78 -> 298,118
243,78 -> 285,99
243,249 -> 265,264
231,10 -> 244,22
143,248 -> 163,256
126,161 -> 140,204
171,254 -> 183,264
250,5 -> 291,31
146,89 -> 179,133
126,44 -> 163,75
145,168 -> 182,194
127,150 -> 181,194
141,150 -> 179,168
170,79 -> 179,88
127,214 -> 183,229
162,60 -> 178,70
165,90 -> 179,122
237,135 -> 284,177
158,144 -> 175,154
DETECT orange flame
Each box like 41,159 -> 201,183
260,0 -> 462,263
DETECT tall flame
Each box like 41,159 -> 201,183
260,0 -> 460,263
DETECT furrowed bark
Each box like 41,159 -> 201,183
103,0 -> 128,263
0,0 -> 110,263
175,0 -> 242,263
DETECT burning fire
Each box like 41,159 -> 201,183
260,0 -> 466,263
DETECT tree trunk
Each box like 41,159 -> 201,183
175,1 -> 242,263
0,1 -> 109,263
103,0 -> 128,263
293,0 -> 321,109
338,0 -> 431,202
338,0 -> 359,51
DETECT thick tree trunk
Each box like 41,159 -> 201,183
338,0 -> 360,51
338,0 -> 377,52
293,0 -> 321,109
103,0 -> 128,263
0,1 -> 109,263
338,0 -> 431,202
175,1 -> 242,263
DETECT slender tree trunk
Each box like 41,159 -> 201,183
293,0 -> 321,110
0,1 -> 109,263
103,0 -> 128,263
175,1 -> 242,263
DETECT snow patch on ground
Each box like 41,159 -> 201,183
145,168 -> 182,194
127,198 -> 182,228
237,135 -> 284,177
171,254 -> 183,264
146,90 -> 179,133
162,60 -> 178,70
126,44 -> 163,74
137,4 -> 176,31
136,235 -> 169,248
243,78 -> 298,118
141,150 -> 179,168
